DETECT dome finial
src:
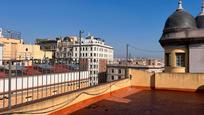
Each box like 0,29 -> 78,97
200,0 -> 204,15
177,0 -> 183,11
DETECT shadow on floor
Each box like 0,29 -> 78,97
196,85 -> 204,93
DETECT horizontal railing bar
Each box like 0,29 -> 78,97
0,70 -> 88,80
0,78 -> 89,95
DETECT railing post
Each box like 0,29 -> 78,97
125,44 -> 129,78
79,30 -> 84,89
8,60 -> 12,113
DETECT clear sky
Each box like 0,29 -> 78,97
0,0 -> 202,58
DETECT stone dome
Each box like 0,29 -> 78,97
196,15 -> 204,28
164,9 -> 197,33
195,1 -> 204,29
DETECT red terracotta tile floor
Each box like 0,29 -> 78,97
70,87 -> 204,115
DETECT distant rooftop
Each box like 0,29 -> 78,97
35,38 -> 57,44
107,64 -> 164,69
86,36 -> 105,42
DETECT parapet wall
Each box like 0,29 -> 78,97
155,73 -> 204,91
10,79 -> 130,115
129,69 -> 204,92
129,69 -> 154,88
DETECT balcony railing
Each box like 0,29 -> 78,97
0,59 -> 90,112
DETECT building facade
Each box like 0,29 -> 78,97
0,28 -> 53,64
35,38 -> 57,58
107,64 -> 164,82
55,36 -> 77,63
0,44 -> 3,65
56,35 -> 114,85
160,0 -> 204,73
107,65 -> 126,82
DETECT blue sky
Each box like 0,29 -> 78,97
0,0 -> 202,58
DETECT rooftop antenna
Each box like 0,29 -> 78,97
200,0 -> 204,15
177,0 -> 183,11
88,32 -> 91,36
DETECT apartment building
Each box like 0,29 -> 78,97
56,35 -> 114,85
107,64 -> 164,82
0,44 -> 3,65
35,38 -> 57,58
0,28 -> 53,64
107,64 -> 126,82
55,36 -> 77,63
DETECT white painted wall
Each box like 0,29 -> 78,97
0,44 -> 2,65
107,67 -> 126,82
189,44 -> 204,73
0,71 -> 89,92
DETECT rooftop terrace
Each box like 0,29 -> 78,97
1,69 -> 204,115
70,87 -> 204,115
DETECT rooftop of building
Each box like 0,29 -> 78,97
69,87 -> 204,115
107,64 -> 164,69
0,28 -> 21,39
35,39 -> 57,44
160,0 -> 204,46
37,35 -> 113,49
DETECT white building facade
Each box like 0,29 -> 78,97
0,44 -> 3,65
56,35 -> 114,86
107,65 -> 126,82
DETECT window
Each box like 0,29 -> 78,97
111,76 -> 114,80
112,69 -> 114,73
118,69 -> 122,74
165,53 -> 171,66
176,53 -> 185,67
